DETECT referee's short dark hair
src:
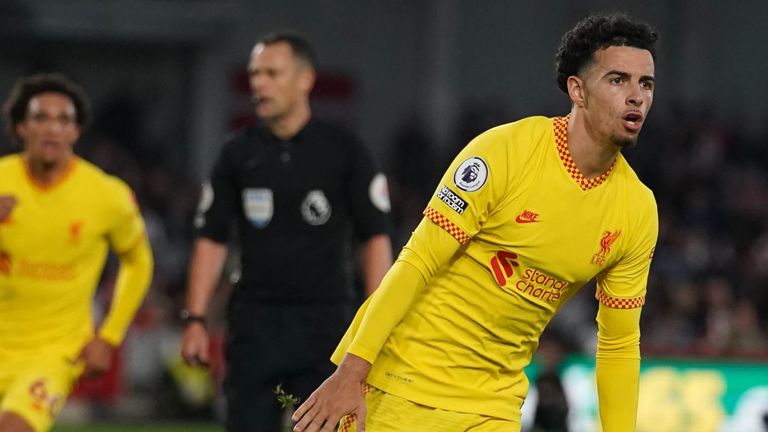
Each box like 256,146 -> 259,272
555,13 -> 658,94
3,73 -> 90,144
256,30 -> 317,70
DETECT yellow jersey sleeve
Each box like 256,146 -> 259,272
425,125 -> 516,243
104,177 -> 146,254
596,304 -> 642,431
331,218 -> 460,365
595,187 -> 658,308
98,176 -> 153,346
98,235 -> 153,346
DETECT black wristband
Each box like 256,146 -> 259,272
180,309 -> 207,327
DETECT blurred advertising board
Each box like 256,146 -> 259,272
522,355 -> 768,432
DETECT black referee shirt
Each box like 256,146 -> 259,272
196,118 -> 391,304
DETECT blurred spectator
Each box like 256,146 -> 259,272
532,332 -> 570,432
387,116 -> 438,248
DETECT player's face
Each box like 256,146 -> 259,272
248,41 -> 314,122
16,92 -> 80,167
580,45 -> 655,148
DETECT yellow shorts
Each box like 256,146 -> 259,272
0,354 -> 81,432
338,386 -> 520,432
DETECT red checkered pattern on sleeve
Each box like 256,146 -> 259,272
595,288 -> 645,309
553,116 -> 616,191
423,207 -> 470,245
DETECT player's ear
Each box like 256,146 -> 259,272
299,67 -> 316,94
567,75 -> 586,108
71,124 -> 82,143
15,123 -> 27,142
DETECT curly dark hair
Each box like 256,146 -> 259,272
3,73 -> 90,145
555,13 -> 658,94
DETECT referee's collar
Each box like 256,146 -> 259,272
256,118 -> 316,144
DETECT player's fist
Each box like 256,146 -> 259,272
0,195 -> 17,222
76,337 -> 116,380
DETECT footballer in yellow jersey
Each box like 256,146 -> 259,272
0,74 -> 153,432
294,13 -> 659,432
334,115 -> 656,429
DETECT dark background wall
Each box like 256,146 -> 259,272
1,0 -> 766,175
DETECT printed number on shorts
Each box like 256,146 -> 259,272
28,379 -> 64,417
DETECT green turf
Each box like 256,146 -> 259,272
52,423 -> 224,432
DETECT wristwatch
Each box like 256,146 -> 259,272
180,309 -> 207,327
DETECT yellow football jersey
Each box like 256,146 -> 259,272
359,116 -> 658,420
0,155 -> 146,361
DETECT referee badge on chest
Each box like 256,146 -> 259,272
301,190 -> 332,226
242,188 -> 273,228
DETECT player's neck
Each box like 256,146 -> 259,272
264,104 -> 312,141
566,110 -> 620,179
23,152 -> 75,187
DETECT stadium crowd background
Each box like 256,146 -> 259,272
0,0 -> 767,429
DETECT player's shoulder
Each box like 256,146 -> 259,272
474,115 -> 553,147
616,157 -> 657,209
466,116 -> 554,164
74,157 -> 110,181
75,157 -> 133,195
0,154 -> 23,178
483,115 -> 552,136
0,153 -> 21,165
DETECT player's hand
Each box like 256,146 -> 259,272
292,355 -> 370,432
180,322 -> 210,368
76,337 -> 115,380
0,195 -> 17,221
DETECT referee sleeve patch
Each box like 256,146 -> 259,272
595,288 -> 645,309
423,207 -> 470,245
369,173 -> 391,213
194,181 -> 214,229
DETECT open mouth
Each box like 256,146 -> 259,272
41,140 -> 61,150
622,112 -> 644,132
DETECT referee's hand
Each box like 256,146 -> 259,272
180,322 -> 211,368
293,354 -> 370,432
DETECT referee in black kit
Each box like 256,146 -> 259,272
180,31 -> 393,432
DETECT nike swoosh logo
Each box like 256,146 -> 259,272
515,215 -> 540,223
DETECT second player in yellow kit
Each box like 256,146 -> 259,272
0,155 -> 147,356
0,74 -> 153,432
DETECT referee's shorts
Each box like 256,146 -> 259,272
225,301 -> 353,432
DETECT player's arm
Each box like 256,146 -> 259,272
359,233 -> 393,297
80,232 -> 154,379
595,303 -> 642,431
294,126 -> 512,431
595,194 -> 658,431
345,218 -> 456,362
180,237 -> 228,367
293,217 -> 459,431
77,179 -> 154,379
